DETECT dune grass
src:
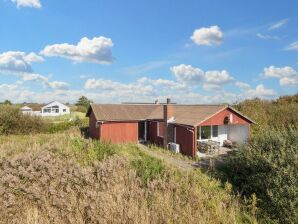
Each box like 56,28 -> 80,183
0,128 -> 257,223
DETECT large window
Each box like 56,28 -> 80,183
198,125 -> 218,139
200,126 -> 211,139
212,125 -> 218,137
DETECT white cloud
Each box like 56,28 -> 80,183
191,25 -> 223,46
202,83 -> 222,91
170,64 -> 234,85
170,64 -> 204,83
0,51 -> 43,74
256,33 -> 279,40
84,78 -> 154,96
235,81 -> 250,90
48,81 -> 69,90
246,84 -> 277,98
21,73 -> 69,90
285,41 -> 298,51
263,66 -> 296,78
262,65 -> 298,86
137,77 -> 186,90
41,36 -> 114,64
204,70 -> 233,84
280,77 -> 298,86
269,19 -> 289,30
11,0 -> 41,8
0,51 -> 70,90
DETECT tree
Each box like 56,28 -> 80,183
2,100 -> 12,105
75,96 -> 93,109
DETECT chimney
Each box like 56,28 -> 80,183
163,98 -> 174,148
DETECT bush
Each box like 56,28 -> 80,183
46,122 -> 74,134
131,152 -> 166,183
221,127 -> 298,223
0,105 -> 48,135
70,138 -> 117,165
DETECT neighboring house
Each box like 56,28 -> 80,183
86,99 -> 255,158
20,106 -> 33,115
20,101 -> 70,116
41,101 -> 70,116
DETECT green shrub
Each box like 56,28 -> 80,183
0,105 -> 48,135
221,127 -> 298,223
131,152 -> 166,183
46,122 -> 73,133
70,138 -> 116,165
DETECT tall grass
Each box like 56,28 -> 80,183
0,128 -> 256,223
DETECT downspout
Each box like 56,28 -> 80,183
187,127 -> 196,159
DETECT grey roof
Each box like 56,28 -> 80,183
87,104 -> 255,126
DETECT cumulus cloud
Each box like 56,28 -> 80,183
269,19 -> 289,30
191,26 -> 223,46
11,0 -> 41,8
0,51 -> 68,90
21,73 -> 69,90
0,51 -> 43,74
41,36 -> 114,64
170,64 -> 204,83
170,64 -> 234,86
263,65 -> 298,86
246,84 -> 277,98
285,41 -> 298,51
204,70 -> 233,84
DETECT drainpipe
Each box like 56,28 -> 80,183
187,127 -> 196,159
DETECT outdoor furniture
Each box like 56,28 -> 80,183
198,140 -> 220,155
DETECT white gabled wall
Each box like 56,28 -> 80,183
228,125 -> 249,143
41,101 -> 70,117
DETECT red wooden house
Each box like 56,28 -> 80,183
86,99 -> 255,158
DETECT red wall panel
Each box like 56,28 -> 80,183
200,108 -> 251,126
175,125 -> 195,158
100,122 -> 138,144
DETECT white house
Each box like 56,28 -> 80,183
41,101 -> 70,116
20,106 -> 32,115
20,101 -> 70,117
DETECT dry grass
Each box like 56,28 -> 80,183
0,128 -> 256,223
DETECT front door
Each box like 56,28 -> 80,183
138,122 -> 145,142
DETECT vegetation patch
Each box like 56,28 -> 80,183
131,152 -> 166,183
0,105 -> 48,135
0,129 -> 256,223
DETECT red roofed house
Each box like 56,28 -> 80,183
86,99 -> 255,158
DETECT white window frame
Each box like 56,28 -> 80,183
157,121 -> 163,137
174,127 -> 176,143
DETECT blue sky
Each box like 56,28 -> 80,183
0,0 -> 297,103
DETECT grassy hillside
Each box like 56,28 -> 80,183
0,129 -> 256,223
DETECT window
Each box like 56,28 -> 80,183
200,126 -> 211,140
212,125 -> 218,137
63,109 -> 66,112
157,122 -> 164,137
43,108 -> 51,113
